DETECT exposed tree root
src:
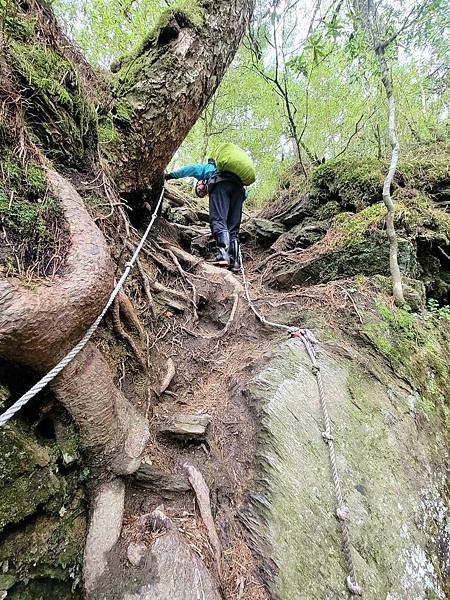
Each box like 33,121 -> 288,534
136,258 -> 156,317
112,297 -> 146,368
0,169 -> 149,474
118,291 -> 145,340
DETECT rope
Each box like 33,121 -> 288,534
238,248 -> 298,333
0,187 -> 165,427
239,252 -> 363,596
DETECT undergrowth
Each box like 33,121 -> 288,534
363,298 -> 450,429
0,149 -> 66,278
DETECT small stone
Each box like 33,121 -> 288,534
158,413 -> 211,439
59,506 -> 67,517
127,542 -> 147,567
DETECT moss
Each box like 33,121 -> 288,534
7,30 -> 97,167
332,203 -> 387,246
0,492 -> 86,596
0,148 -> 65,275
0,468 -> 62,532
3,8 -> 37,41
0,384 -> 10,410
362,299 -> 450,427
98,118 -> 119,145
399,143 -> 450,198
161,0 -> 205,28
310,156 -> 385,210
26,161 -> 47,194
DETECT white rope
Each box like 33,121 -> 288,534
0,187 -> 165,427
238,248 -> 298,333
239,252 -> 362,596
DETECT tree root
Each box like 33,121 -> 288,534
112,297 -> 146,368
184,462 -> 223,580
136,258 -> 156,317
118,291 -> 145,340
155,241 -> 199,321
0,169 -> 149,474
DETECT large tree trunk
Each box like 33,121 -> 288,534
108,0 -> 255,194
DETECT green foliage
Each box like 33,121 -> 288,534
51,0 -> 450,199
427,298 -> 450,322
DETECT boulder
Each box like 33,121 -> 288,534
244,336 -> 448,599
242,218 -> 285,244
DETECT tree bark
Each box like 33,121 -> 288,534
376,46 -> 404,304
108,0 -> 255,194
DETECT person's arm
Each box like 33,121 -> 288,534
165,163 -> 215,181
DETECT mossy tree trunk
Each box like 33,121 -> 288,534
0,0 -> 254,473
109,0 -> 256,195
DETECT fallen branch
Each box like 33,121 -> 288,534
183,462 -> 222,579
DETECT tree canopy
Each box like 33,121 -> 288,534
52,0 -> 449,204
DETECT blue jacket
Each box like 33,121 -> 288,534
169,162 -> 216,181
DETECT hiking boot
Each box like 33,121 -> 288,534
229,239 -> 241,273
209,231 -> 230,267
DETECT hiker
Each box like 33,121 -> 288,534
164,143 -> 255,272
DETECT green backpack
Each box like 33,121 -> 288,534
211,142 -> 256,186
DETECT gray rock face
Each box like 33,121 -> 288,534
245,337 -> 448,600
124,528 -> 221,600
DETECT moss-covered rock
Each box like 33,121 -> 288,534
271,232 -> 418,289
309,156 -> 386,210
0,391 -> 86,596
362,298 -> 450,428
0,490 -> 86,595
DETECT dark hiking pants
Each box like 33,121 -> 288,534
208,178 -> 245,242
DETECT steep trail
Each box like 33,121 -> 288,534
1,174 -> 448,599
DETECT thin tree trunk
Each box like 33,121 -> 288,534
376,46 -> 404,304
354,0 -> 405,304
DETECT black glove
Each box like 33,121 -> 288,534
164,173 -> 174,181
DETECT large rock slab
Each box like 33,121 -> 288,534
84,479 -> 125,597
244,337 -> 448,599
